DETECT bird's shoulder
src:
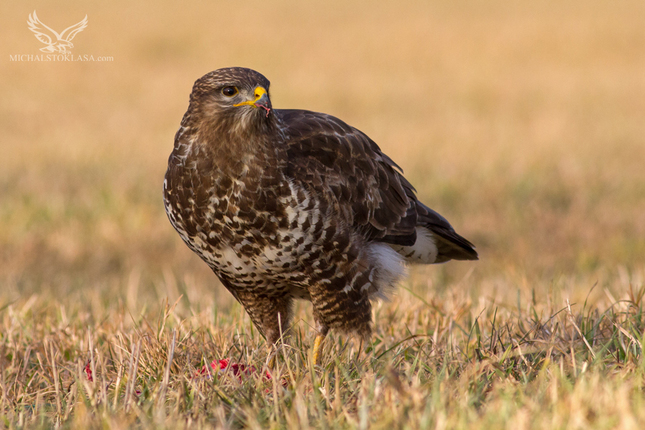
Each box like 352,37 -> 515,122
275,109 -> 418,245
277,109 -> 385,179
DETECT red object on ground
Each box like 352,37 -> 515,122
84,360 -> 94,381
198,358 -> 273,381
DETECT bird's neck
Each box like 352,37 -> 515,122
181,116 -> 284,182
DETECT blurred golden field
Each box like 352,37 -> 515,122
1,0 -> 645,428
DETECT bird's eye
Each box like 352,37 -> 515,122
222,86 -> 238,97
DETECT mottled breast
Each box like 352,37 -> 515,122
164,139 -> 339,297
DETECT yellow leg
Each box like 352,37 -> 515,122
311,334 -> 326,365
267,343 -> 277,368
267,353 -> 276,368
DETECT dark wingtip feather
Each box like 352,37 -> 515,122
413,202 -> 479,262
431,228 -> 479,262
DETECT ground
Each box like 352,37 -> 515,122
1,0 -> 645,428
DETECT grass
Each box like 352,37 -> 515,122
1,0 -> 645,428
2,281 -> 645,428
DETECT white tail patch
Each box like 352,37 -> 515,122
390,227 -> 439,264
365,242 -> 406,300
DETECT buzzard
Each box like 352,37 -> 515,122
164,67 -> 477,364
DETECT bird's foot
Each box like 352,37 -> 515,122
311,333 -> 326,366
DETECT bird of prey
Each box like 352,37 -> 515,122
27,11 -> 88,54
164,67 -> 477,364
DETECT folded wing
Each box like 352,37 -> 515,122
278,109 -> 477,263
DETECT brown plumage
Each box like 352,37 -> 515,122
164,67 -> 477,358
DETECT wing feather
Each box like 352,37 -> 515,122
278,109 -> 417,246
278,109 -> 478,261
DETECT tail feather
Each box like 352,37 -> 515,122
430,227 -> 479,262
389,200 -> 478,263
390,225 -> 477,264
416,201 -> 478,262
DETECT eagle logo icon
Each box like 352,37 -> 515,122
27,11 -> 88,54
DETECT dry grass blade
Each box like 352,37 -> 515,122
48,341 -> 62,421
124,339 -> 141,412
156,329 -> 176,409
566,299 -> 596,360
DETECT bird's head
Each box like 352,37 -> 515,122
186,67 -> 274,137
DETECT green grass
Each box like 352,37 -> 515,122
1,0 -> 645,428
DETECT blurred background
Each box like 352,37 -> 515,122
1,0 -> 644,316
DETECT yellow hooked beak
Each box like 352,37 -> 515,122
234,86 -> 269,108
234,86 -> 271,117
